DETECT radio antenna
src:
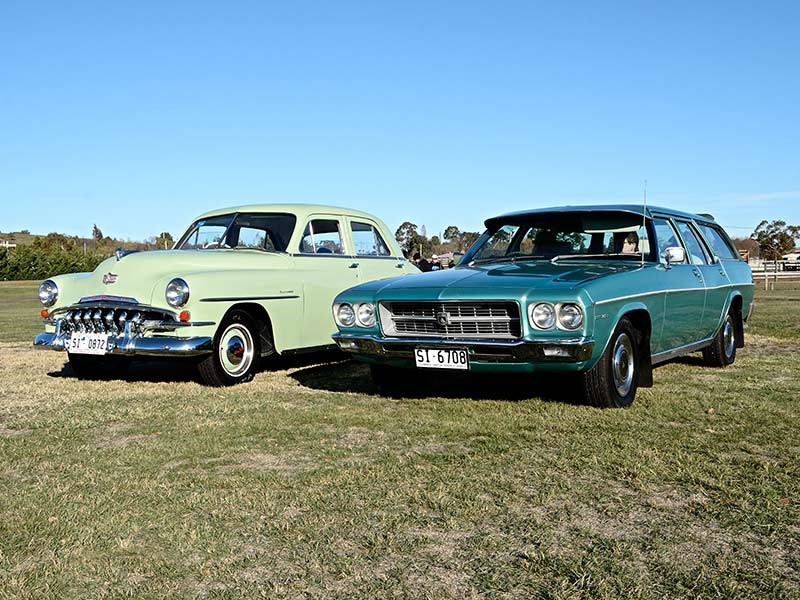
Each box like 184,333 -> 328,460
641,179 -> 647,266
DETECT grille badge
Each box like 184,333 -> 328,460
435,311 -> 451,326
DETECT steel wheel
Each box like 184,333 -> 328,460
611,332 -> 635,397
218,323 -> 255,377
722,315 -> 736,361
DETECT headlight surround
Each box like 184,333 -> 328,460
165,278 -> 190,307
557,303 -> 584,330
334,303 -> 356,327
529,302 -> 556,329
38,279 -> 58,307
355,302 -> 376,327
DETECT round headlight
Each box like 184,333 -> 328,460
38,279 -> 58,307
529,302 -> 556,329
558,303 -> 584,330
334,303 -> 356,327
165,278 -> 190,307
356,303 -> 376,327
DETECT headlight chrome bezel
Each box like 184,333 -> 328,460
355,302 -> 376,327
529,302 -> 556,330
334,302 -> 357,328
557,303 -> 584,330
165,278 -> 190,307
528,301 -> 584,331
38,279 -> 59,307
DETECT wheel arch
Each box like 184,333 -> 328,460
727,292 -> 745,348
221,303 -> 276,357
598,302 -> 654,388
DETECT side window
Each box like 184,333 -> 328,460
351,221 -> 391,256
675,221 -> 710,265
299,219 -> 345,254
697,223 -> 738,260
652,218 -> 686,263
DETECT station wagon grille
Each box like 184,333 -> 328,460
379,301 -> 521,340
54,303 -> 176,337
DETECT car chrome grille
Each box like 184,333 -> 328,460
54,303 -> 176,337
379,301 -> 521,340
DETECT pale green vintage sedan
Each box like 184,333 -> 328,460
332,205 -> 754,407
34,204 -> 416,385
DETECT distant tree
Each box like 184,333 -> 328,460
751,220 -> 800,260
92,224 -> 104,241
458,231 -> 481,251
732,237 -> 759,259
420,224 -> 427,238
395,222 -> 419,254
155,231 -> 175,249
443,226 -> 461,242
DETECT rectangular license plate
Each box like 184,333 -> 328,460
414,347 -> 469,370
67,333 -> 111,355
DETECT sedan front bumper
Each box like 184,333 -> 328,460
34,331 -> 213,357
332,333 -> 595,363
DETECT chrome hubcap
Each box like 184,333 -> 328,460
218,324 -> 254,377
612,332 -> 635,397
723,316 -> 735,359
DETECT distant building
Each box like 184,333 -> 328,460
0,240 -> 17,249
783,247 -> 800,261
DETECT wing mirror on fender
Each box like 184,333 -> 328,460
663,246 -> 686,268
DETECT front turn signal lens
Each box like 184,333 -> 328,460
41,309 -> 49,318
179,310 -> 191,322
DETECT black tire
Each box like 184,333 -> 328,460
580,317 -> 640,408
702,311 -> 737,367
67,353 -> 130,380
197,309 -> 262,386
370,364 -> 417,397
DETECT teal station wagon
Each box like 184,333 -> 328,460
332,205 -> 754,407
34,204 -> 416,385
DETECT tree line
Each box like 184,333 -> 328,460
0,225 -> 175,281
0,218 -> 797,282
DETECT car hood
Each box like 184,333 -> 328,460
58,249 -> 291,306
362,261 -> 643,295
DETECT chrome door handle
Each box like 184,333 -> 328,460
396,263 -> 404,268
349,262 -> 359,268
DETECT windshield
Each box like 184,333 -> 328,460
176,213 -> 297,251
468,212 -> 655,263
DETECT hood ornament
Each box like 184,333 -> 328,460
102,273 -> 118,284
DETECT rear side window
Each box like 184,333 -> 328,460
675,221 -> 710,265
299,219 -> 345,254
697,223 -> 738,260
351,221 -> 391,256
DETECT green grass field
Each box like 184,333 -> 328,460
0,282 -> 797,598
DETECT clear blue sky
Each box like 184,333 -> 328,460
1,1 -> 798,242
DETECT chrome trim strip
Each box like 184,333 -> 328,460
651,337 -> 714,365
594,282 -> 754,306
332,333 -> 594,363
199,295 -> 299,302
33,331 -> 214,357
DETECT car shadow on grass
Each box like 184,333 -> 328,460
290,360 -> 585,404
47,350 -> 351,384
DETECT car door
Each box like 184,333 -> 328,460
295,215 -> 360,347
347,218 -> 407,282
676,219 -> 729,339
651,217 -> 706,351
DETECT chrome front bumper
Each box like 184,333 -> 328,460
33,331 -> 213,357
332,333 -> 595,363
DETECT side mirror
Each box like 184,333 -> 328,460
663,246 -> 686,267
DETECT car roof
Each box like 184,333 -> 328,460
194,203 -> 384,223
485,204 -> 717,228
